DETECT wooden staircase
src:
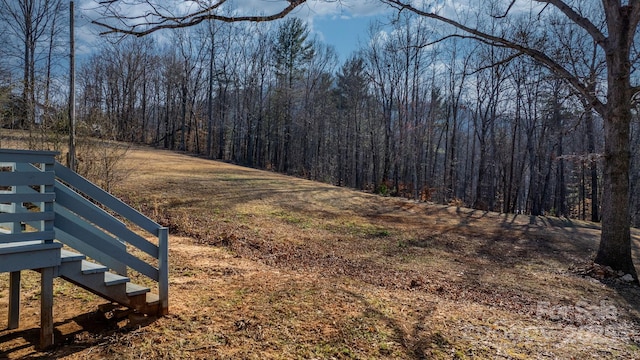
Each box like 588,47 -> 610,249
57,249 -> 160,315
0,149 -> 169,349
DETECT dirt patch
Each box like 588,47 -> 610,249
1,146 -> 640,359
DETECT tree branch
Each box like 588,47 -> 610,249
492,0 -> 517,19
630,86 -> 640,101
465,52 -> 525,76
534,0 -> 607,47
92,0 -> 308,37
381,0 -> 606,116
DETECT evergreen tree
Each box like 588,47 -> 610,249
271,18 -> 315,174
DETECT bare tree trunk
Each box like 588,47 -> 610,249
44,2 -> 59,107
584,109 -> 599,222
596,51 -> 635,277
552,86 -> 566,217
207,30 -> 215,158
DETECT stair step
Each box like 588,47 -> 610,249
104,272 -> 130,286
81,260 -> 107,274
126,283 -> 150,297
145,292 -> 160,305
56,250 -> 161,315
60,249 -> 85,262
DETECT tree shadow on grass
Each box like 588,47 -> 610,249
403,206 -> 599,269
0,306 -> 157,359
338,288 -> 443,360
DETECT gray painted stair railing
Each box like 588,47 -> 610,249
0,149 -> 168,349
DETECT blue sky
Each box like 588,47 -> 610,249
291,0 -> 391,62
311,15 -> 376,62
76,0 -> 390,63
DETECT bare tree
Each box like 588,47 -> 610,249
0,0 -> 65,128
379,0 -> 639,277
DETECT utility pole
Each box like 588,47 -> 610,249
67,1 -> 76,171
207,20 -> 215,158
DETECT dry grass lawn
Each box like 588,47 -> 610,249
1,144 -> 640,359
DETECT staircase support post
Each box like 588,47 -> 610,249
39,267 -> 54,349
8,271 -> 20,329
158,227 -> 169,315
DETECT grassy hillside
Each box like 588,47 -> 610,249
1,145 -> 640,359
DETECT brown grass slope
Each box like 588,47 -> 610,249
1,145 -> 640,359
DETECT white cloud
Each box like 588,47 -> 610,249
71,0 -> 390,62
297,0 -> 390,19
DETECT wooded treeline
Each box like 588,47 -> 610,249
4,6 -> 640,225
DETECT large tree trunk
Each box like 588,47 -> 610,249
596,103 -> 635,277
595,19 -> 637,277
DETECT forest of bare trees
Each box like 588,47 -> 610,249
3,3 -> 640,232
80,14 -> 621,221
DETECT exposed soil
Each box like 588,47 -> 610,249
1,146 -> 640,359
